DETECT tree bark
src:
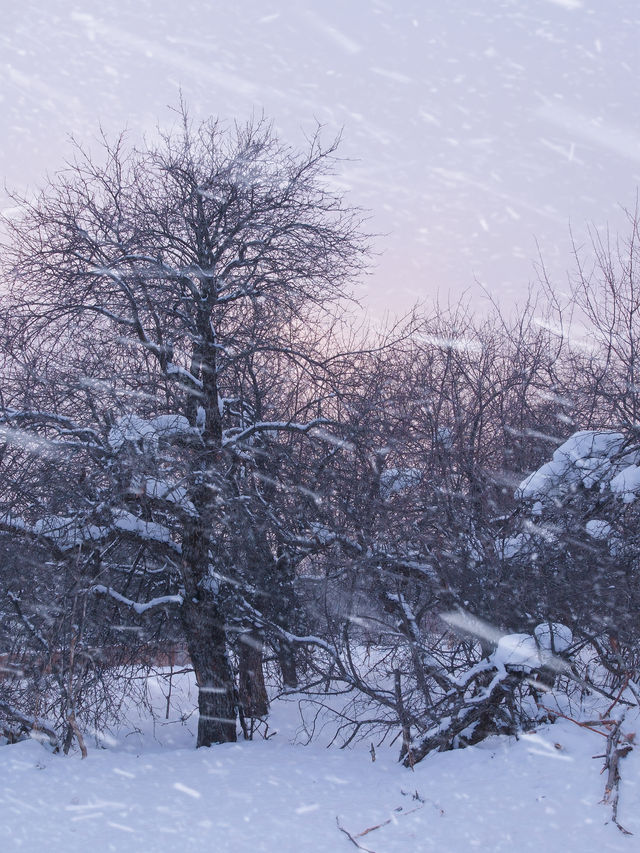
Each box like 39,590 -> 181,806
238,631 -> 269,718
181,596 -> 237,746
277,639 -> 298,689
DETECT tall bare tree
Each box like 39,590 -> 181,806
0,111 -> 366,747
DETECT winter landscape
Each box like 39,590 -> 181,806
2,2 -> 640,851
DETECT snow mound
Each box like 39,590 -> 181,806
534,622 -> 573,653
491,633 -> 541,672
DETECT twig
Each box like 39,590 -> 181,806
357,804 -> 424,837
336,801 -> 426,852
603,675 -> 630,720
537,704 -> 608,737
336,817 -> 378,852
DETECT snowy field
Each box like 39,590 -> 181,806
2,672 -> 639,852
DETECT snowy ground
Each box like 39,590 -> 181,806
2,673 -> 639,852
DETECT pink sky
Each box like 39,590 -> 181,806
2,0 -> 639,315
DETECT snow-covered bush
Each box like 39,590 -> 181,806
292,568 -> 582,766
504,428 -> 640,677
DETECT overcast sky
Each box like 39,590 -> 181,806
2,0 -> 639,314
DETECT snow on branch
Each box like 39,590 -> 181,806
0,424 -> 62,458
222,417 -> 330,447
110,509 -> 181,553
2,408 -> 100,442
108,413 -> 201,451
143,478 -> 198,516
0,507 -> 181,554
166,362 -> 204,390
239,599 -> 336,656
7,591 -> 50,653
0,410 -> 105,456
372,549 -> 440,584
0,700 -> 59,748
91,585 -> 183,614
516,430 -> 631,501
0,512 -> 107,552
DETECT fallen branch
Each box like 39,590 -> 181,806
601,713 -> 634,835
0,700 -> 58,749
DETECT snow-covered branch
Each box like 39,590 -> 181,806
222,417 -> 330,447
91,585 -> 183,614
110,509 -> 182,553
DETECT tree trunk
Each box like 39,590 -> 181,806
238,631 -> 269,718
269,550 -> 299,688
277,638 -> 298,689
181,597 -> 237,747
179,382 -> 237,748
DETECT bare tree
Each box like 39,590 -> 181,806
0,111 -> 366,747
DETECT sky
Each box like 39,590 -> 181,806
2,0 -> 639,315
